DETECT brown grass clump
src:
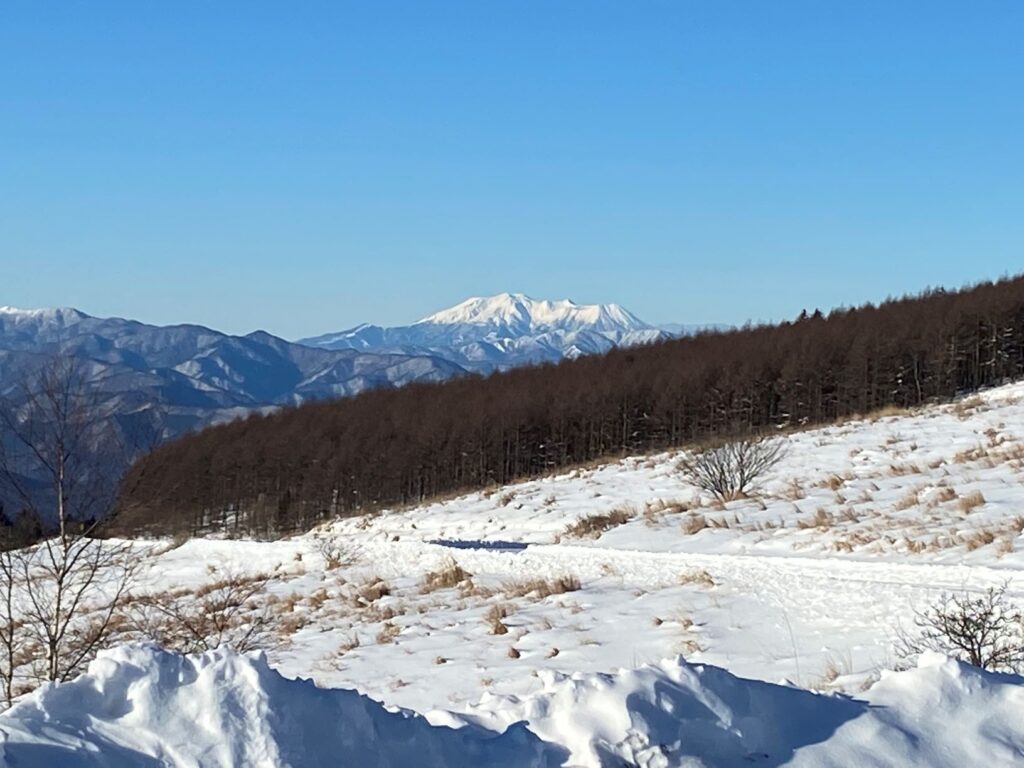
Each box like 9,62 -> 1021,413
892,491 -> 920,512
420,558 -> 473,593
681,513 -> 708,535
952,395 -> 985,419
564,507 -> 634,538
355,578 -> 391,606
376,621 -> 401,644
678,569 -> 716,588
797,508 -> 833,530
507,646 -> 521,659
958,491 -> 986,514
964,529 -> 996,551
485,604 -> 511,635
503,575 -> 581,599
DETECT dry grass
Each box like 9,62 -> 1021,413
563,507 -> 634,538
485,604 -> 511,635
376,621 -> 401,644
355,578 -> 391,606
892,490 -> 920,511
678,569 -> 716,588
952,395 -> 986,419
797,508 -> 833,530
503,575 -> 581,599
958,490 -> 986,514
420,558 -> 472,593
681,513 -> 708,535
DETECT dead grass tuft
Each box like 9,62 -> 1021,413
958,490 -> 986,514
420,558 -> 473,593
503,575 -> 581,599
564,507 -> 634,538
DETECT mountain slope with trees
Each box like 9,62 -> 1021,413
114,276 -> 1024,537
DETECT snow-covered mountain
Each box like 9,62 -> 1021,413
299,293 -> 674,370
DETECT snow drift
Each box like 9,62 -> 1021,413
0,646 -> 1021,767
0,645 -> 561,768
455,652 -> 1024,766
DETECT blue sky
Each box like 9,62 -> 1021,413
2,2 -> 1022,338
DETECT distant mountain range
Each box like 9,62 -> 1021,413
298,293 -> 712,372
0,295 -> 721,441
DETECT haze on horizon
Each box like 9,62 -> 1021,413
2,2 -> 1022,338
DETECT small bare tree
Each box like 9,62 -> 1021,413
897,584 -> 1024,672
129,571 -> 274,653
679,436 -> 786,503
0,354 -> 136,700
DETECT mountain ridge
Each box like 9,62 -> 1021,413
298,292 -> 673,371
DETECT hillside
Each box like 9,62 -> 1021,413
3,381 -> 1024,765
116,275 -> 1024,536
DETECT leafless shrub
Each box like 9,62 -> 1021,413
130,571 -> 274,654
679,437 -> 786,503
563,507 -> 633,539
897,584 -> 1024,672
315,536 -> 362,570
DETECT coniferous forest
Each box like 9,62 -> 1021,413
113,276 -> 1024,537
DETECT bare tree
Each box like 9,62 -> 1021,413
897,584 -> 1024,672
128,571 -> 274,653
678,436 -> 786,503
0,354 -> 136,699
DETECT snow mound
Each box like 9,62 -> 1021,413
0,644 -> 562,768
1,646 -> 1021,767
454,655 -> 1024,767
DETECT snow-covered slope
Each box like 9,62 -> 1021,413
4,382 -> 1024,765
298,292 -> 675,370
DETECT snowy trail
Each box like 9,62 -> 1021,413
381,539 -> 1024,595
352,537 -> 1024,686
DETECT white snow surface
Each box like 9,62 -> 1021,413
0,646 -> 1020,767
416,292 -> 651,334
5,382 -> 1024,764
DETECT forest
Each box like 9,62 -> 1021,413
113,275 -> 1024,538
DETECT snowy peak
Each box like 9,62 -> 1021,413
417,293 -> 651,335
0,306 -> 89,325
299,292 -> 669,371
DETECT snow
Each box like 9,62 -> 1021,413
4,382 -> 1024,764
0,644 -> 557,767
416,292 -> 651,334
1,645 -> 1020,767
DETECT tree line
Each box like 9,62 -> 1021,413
112,275 -> 1024,538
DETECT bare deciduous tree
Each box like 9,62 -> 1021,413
129,571 -> 274,653
0,354 -> 136,702
897,584 -> 1024,672
678,436 -> 786,503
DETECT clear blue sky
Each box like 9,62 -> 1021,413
2,2 -> 1022,338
